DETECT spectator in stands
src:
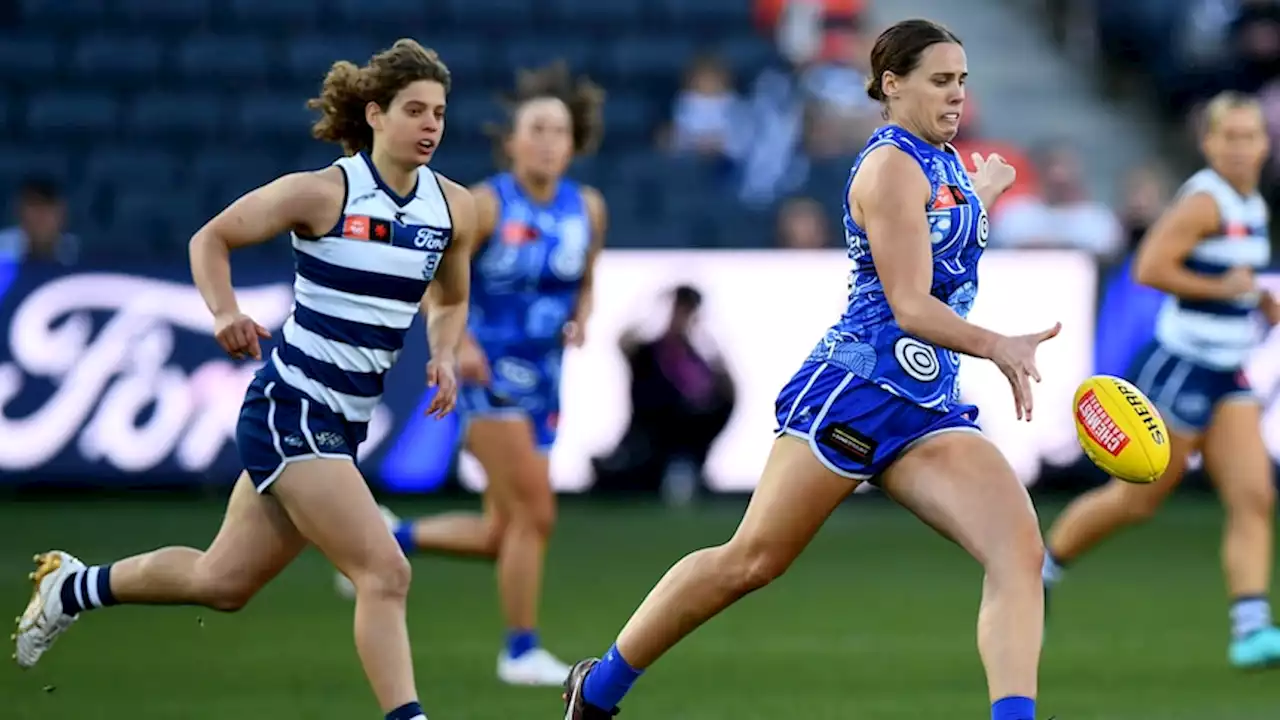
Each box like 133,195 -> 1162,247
990,140 -> 1124,263
775,196 -> 832,249
950,94 -> 1039,211
1230,0 -> 1280,90
732,0 -> 822,206
754,0 -> 865,40
801,18 -> 881,159
0,176 -> 79,266
1117,163 -> 1170,255
592,285 -> 735,498
1258,81 -> 1280,188
669,55 -> 747,161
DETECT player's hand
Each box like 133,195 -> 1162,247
457,340 -> 491,385
989,322 -> 1061,422
213,311 -> 271,361
424,358 -> 458,419
1261,290 -> 1280,326
970,152 -> 1017,198
563,319 -> 586,347
1220,266 -> 1257,299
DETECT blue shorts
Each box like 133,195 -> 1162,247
774,361 -> 981,482
1128,342 -> 1256,434
236,372 -> 369,492
457,384 -> 559,451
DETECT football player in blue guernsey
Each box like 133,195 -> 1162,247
13,40 -> 474,720
563,20 -> 1060,720
337,62 -> 607,687
1045,92 -> 1280,669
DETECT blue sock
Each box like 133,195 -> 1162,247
505,628 -> 538,659
1230,595 -> 1272,639
58,565 -> 118,616
582,644 -> 643,710
385,701 -> 426,720
992,695 -> 1035,720
393,521 -> 416,555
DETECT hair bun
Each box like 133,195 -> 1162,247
865,75 -> 885,102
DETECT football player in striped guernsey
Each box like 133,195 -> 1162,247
13,39 -> 475,720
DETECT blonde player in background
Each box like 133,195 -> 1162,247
1043,92 -> 1280,669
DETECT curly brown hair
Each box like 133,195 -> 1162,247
307,39 -> 452,156
489,61 -> 606,164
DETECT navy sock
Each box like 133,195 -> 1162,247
393,521 -> 416,555
992,695 -> 1035,720
58,565 -> 118,616
385,701 -> 426,720
506,628 -> 538,659
582,644 -> 643,711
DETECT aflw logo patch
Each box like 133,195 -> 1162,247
342,215 -> 392,243
929,185 -> 968,211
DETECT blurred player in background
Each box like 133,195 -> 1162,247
564,19 -> 1058,720
336,62 -> 607,687
15,40 -> 474,720
1044,92 -> 1280,669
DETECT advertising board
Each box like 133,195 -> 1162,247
457,249 -> 1100,492
13,251 -> 1275,492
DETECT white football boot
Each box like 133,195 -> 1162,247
13,551 -> 85,669
498,646 -> 573,686
334,504 -> 401,600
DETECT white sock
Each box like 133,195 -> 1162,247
1041,552 -> 1066,586
1231,597 -> 1272,640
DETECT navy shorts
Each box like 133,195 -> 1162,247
236,372 -> 369,492
457,384 -> 558,451
1127,342 -> 1256,434
774,361 -> 981,481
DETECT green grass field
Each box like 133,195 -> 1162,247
1,494 -> 1278,719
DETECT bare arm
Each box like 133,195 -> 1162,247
454,182 -> 499,359
470,182 -> 500,244
855,147 -> 1002,359
570,186 -> 608,337
424,178 -> 479,363
1133,191 -> 1241,300
189,169 -> 342,317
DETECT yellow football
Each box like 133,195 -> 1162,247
1073,375 -> 1171,484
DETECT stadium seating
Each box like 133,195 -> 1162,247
2,0 -> 778,259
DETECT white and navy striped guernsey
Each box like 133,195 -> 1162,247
1155,167 -> 1271,370
269,151 -> 454,422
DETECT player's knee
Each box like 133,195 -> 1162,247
481,517 -> 508,555
1119,491 -> 1164,524
508,481 -> 556,538
1225,479 -> 1276,520
526,502 -> 557,539
351,552 -> 413,602
1014,534 -> 1046,580
193,562 -> 258,612
719,541 -> 791,594
982,523 -> 1044,584
206,585 -> 254,613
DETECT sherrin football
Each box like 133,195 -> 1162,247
1073,375 -> 1171,484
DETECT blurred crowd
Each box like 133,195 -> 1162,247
660,0 -> 1169,265
1098,0 -> 1280,203
5,0 -> 1280,269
